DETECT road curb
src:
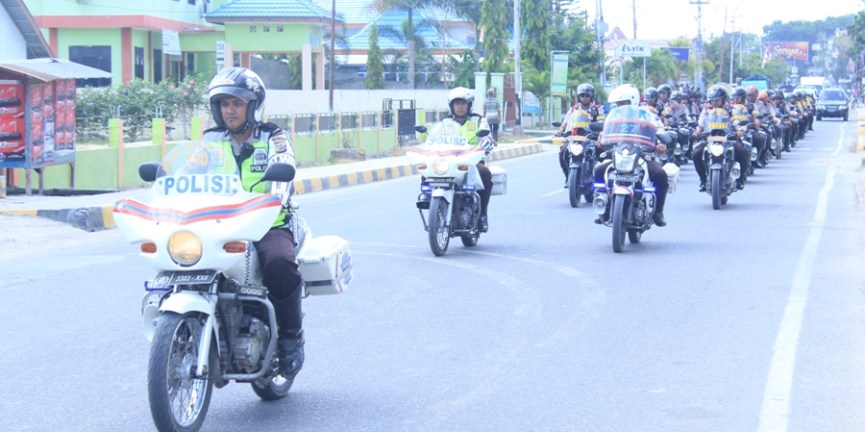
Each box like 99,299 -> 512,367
293,142 -> 545,195
1,206 -> 115,231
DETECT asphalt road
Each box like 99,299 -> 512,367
1,118 -> 865,432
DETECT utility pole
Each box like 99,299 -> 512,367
689,0 -> 709,92
596,0 -> 607,87
328,0 -> 335,112
729,13 -> 735,84
513,0 -> 522,133
632,0 -> 637,39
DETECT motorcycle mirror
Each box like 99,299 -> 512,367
260,163 -> 296,184
414,125 -> 427,134
138,162 -> 164,182
737,120 -> 750,127
551,121 -> 562,127
589,121 -> 604,133
476,129 -> 490,138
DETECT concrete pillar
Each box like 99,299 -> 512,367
302,44 -> 313,91
316,50 -> 325,90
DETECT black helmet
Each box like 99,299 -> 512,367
731,87 -> 746,100
644,87 -> 659,101
658,84 -> 672,96
707,85 -> 729,103
207,67 -> 266,134
577,82 -> 595,99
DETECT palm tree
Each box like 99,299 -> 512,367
371,0 -> 437,88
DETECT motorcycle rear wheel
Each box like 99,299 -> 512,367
428,197 -> 451,256
251,373 -> 293,401
627,228 -> 641,244
568,168 -> 580,208
148,312 -> 215,432
611,195 -> 626,253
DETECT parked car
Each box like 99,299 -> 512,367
815,87 -> 849,121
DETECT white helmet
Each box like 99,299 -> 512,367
447,86 -> 474,116
608,84 -> 640,107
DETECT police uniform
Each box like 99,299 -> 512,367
203,122 -> 303,329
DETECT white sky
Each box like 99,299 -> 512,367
579,0 -> 865,40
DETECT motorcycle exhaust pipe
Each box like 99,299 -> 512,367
593,193 -> 608,215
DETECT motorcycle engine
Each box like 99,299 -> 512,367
457,196 -> 475,229
232,317 -> 269,373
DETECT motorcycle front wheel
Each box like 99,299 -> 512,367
568,167 -> 580,207
611,195 -> 626,253
710,171 -> 722,210
148,312 -> 215,432
428,197 -> 451,256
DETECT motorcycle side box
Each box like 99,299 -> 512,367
297,235 -> 353,296
490,165 -> 507,195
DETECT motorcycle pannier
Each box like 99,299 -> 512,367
490,165 -> 507,195
297,235 -> 353,296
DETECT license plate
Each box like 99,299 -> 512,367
154,270 -> 218,286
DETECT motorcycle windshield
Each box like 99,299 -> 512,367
600,105 -> 657,149
407,118 -> 485,160
113,141 -> 283,271
425,118 -> 469,146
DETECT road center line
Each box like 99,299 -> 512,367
756,128 -> 843,432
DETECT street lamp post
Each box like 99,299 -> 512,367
689,0 -> 709,92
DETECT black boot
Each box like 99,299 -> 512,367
272,295 -> 305,379
653,192 -> 667,227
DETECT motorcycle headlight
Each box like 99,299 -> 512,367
568,143 -> 584,156
168,230 -> 202,267
613,150 -> 637,173
709,143 -> 725,157
432,158 -> 449,176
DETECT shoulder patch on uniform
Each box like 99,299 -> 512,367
271,133 -> 289,153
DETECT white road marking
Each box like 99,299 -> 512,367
756,128 -> 843,432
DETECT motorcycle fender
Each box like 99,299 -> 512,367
612,186 -> 632,197
143,291 -> 217,342
155,292 -> 219,376
709,163 -> 723,171
431,188 -> 454,204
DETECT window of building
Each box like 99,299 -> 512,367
69,45 -> 111,87
154,49 -> 163,83
135,47 -> 145,80
185,53 -> 195,76
188,0 -> 196,4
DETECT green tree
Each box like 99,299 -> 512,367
550,7 -> 601,100
521,0 -> 550,72
450,49 -> 478,87
371,0 -> 436,88
365,26 -> 386,89
621,49 -> 678,88
480,0 -> 509,86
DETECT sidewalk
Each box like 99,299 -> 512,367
0,140 -> 549,231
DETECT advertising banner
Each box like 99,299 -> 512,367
761,42 -> 809,65
666,47 -> 690,62
0,79 -> 24,167
0,79 -> 76,169
550,51 -> 569,97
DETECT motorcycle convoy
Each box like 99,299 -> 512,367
108,81 -> 814,432
553,83 -> 814,252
